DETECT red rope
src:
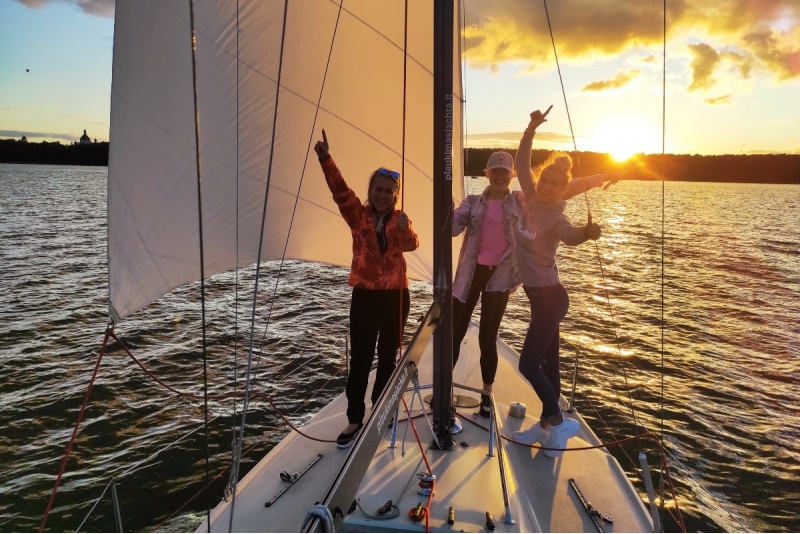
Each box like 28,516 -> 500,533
39,326 -> 113,533
109,330 -> 342,443
401,396 -> 435,531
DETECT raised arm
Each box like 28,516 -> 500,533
563,171 -> 625,200
515,106 -> 552,201
315,129 -> 362,228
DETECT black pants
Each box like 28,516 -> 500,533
452,264 -> 510,385
347,287 -> 411,424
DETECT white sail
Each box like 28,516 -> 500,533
108,0 -> 464,321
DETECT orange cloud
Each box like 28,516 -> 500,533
582,69 -> 641,92
687,43 -> 722,91
704,95 -> 733,105
463,0 -> 800,82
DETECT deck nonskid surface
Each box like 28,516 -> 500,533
200,323 -> 652,532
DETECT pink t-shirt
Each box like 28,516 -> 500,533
477,199 -> 509,266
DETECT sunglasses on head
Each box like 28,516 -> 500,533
376,167 -> 400,180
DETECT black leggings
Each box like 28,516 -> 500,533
452,264 -> 510,385
346,287 -> 410,424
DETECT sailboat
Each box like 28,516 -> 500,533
102,1 -> 660,531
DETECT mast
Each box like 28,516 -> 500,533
431,0 -> 455,449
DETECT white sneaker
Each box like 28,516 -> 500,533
513,422 -> 549,445
543,416 -> 579,458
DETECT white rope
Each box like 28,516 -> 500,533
300,504 -> 335,532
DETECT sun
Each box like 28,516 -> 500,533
610,145 -> 636,162
594,119 -> 660,162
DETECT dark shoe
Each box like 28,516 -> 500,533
478,394 -> 491,418
336,423 -> 363,449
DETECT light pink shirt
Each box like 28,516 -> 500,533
477,199 -> 509,266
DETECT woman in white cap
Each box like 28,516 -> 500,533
452,150 -> 520,417
452,129 -> 620,419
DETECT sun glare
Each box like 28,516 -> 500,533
610,146 -> 636,162
594,120 -> 659,162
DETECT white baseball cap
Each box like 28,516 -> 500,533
485,151 -> 513,171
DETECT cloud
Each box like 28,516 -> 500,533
582,69 -> 641,92
687,43 -> 722,91
0,130 -> 76,141
704,95 -> 733,105
14,0 -> 114,18
466,130 -> 572,148
463,0 -> 800,82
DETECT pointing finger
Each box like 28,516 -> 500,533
322,129 -> 327,145
542,104 -> 553,119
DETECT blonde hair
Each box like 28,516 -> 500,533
534,151 -> 573,183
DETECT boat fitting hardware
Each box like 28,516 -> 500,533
408,502 -> 426,522
569,478 -> 613,532
264,453 -> 323,507
377,500 -> 394,516
485,511 -> 496,530
417,472 -> 436,482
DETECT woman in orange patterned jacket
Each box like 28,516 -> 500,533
314,130 -> 420,448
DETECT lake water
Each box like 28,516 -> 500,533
1,163 -> 798,532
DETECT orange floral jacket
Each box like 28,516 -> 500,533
321,156 -> 419,290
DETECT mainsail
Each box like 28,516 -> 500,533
108,0 -> 464,321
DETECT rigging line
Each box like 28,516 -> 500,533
230,1 -> 242,513
76,415 -> 224,532
186,3 -> 212,528
230,0 -> 291,523
108,326 -> 348,445
660,0 -> 668,525
541,0 -> 640,430
248,0 -> 345,383
397,0 -> 410,366
39,327 -> 112,533
400,0 -> 408,211
460,0 -> 469,180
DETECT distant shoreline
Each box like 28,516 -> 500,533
2,140 -> 798,184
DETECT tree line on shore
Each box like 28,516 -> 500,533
2,139 -> 798,184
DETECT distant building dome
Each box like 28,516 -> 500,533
80,129 -> 90,145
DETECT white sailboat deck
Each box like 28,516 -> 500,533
201,323 -> 653,532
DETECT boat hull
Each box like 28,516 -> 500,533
199,323 -> 654,532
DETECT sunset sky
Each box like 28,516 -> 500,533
1,0 -> 798,157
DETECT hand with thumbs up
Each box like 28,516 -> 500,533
582,212 -> 601,240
